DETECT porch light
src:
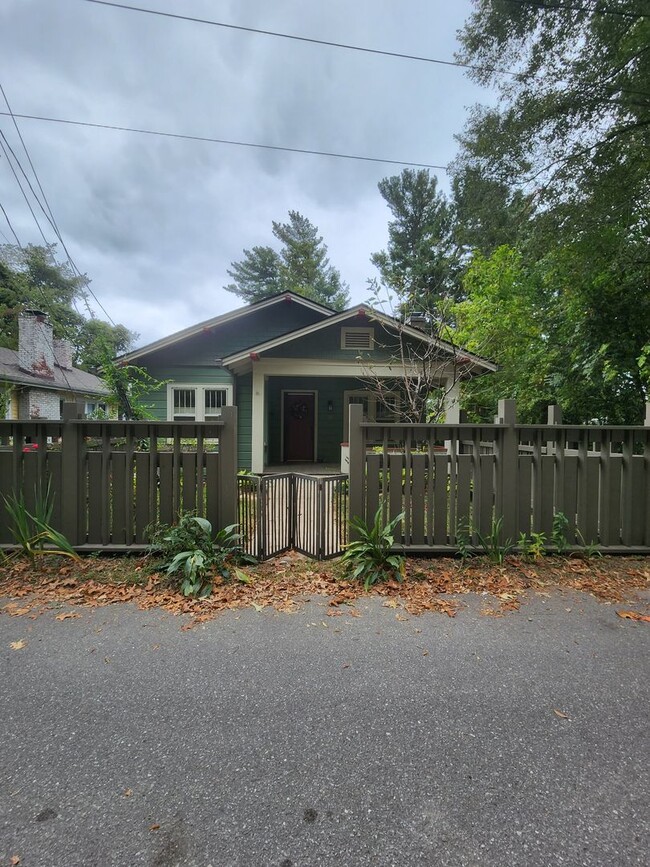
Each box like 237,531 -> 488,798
327,400 -> 334,412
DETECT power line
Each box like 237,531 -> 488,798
0,133 -> 50,247
83,0 -> 516,76
0,127 -> 114,324
0,111 -> 448,171
0,212 -> 77,393
0,200 -> 21,245
0,90 -> 117,325
1,84 -> 59,235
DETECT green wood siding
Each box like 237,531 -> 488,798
140,303 -> 327,368
263,319 -> 431,363
137,365 -> 234,420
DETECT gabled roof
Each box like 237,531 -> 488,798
120,292 -> 336,363
222,304 -> 497,374
0,348 -> 109,396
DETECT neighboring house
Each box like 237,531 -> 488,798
0,310 -> 109,419
120,292 -> 496,472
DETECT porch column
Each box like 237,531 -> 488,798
443,377 -> 462,423
251,365 -> 266,474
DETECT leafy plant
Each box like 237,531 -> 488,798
552,512 -> 570,555
342,507 -> 405,590
3,480 -> 78,561
573,530 -> 602,560
519,531 -> 547,560
148,514 -> 253,597
476,516 -> 516,565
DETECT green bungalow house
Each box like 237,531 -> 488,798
120,292 -> 495,473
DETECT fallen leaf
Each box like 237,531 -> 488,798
342,663 -> 350,669
55,612 -> 81,621
251,602 -> 264,612
150,823 -> 160,831
11,856 -> 20,866
6,605 -> 31,617
616,610 -> 650,623
123,788 -> 133,797
553,709 -> 570,719
10,640 -> 26,651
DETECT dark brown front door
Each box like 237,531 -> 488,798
283,392 -> 315,462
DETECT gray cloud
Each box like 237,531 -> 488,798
0,0 -> 494,345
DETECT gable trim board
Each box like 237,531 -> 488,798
120,292 -> 336,364
222,305 -> 497,375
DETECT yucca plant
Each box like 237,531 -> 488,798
3,480 -> 78,561
342,507 -> 405,590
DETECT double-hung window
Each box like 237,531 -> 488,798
343,389 -> 400,428
167,384 -> 232,421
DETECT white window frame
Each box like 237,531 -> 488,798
167,383 -> 233,422
341,326 -> 374,351
343,389 -> 400,431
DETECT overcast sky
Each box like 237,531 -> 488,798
0,0 -> 493,348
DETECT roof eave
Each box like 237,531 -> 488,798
119,292 -> 337,363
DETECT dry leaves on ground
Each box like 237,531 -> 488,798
0,551 -> 648,629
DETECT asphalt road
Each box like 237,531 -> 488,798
1,590 -> 648,867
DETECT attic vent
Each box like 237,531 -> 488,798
341,327 -> 374,351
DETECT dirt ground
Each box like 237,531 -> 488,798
1,550 -> 648,628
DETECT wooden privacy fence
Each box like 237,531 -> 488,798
0,405 -> 238,550
347,400 -> 650,554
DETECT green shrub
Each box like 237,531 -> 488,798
552,512 -> 570,554
342,507 -> 405,591
147,514 -> 254,597
518,531 -> 547,560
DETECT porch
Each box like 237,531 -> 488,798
247,365 -> 461,473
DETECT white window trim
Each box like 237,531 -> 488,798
166,383 -> 233,422
341,326 -> 374,350
343,389 -> 400,432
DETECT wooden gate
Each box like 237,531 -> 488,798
237,473 -> 348,560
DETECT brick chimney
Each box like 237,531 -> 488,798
53,338 -> 74,370
18,310 -> 55,379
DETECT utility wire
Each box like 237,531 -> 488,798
0,209 -> 77,393
0,129 -> 105,322
83,0 -> 516,75
0,128 -> 107,323
1,85 -> 59,234
0,200 -> 21,245
0,133 -> 50,247
0,111 -> 448,171
0,90 -> 117,325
